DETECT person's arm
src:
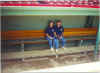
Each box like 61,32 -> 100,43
54,32 -> 57,38
46,33 -> 53,39
54,26 -> 58,38
62,28 -> 64,37
62,32 -> 64,37
45,28 -> 53,39
59,27 -> 64,38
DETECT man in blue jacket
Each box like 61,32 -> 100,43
54,20 -> 66,52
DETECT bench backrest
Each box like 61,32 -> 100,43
1,28 -> 97,40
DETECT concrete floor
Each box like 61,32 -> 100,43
2,45 -> 94,60
2,45 -> 100,73
2,53 -> 95,73
20,62 -> 100,72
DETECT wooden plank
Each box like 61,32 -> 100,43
1,28 -> 97,40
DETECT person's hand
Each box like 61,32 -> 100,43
59,36 -> 62,39
49,37 -> 53,40
58,35 -> 62,39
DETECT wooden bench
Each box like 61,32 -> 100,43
1,27 -> 97,61
2,27 -> 97,46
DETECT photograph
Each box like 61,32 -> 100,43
0,0 -> 100,73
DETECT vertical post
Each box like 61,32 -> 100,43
21,40 -> 24,61
80,40 -> 83,46
85,16 -> 94,28
94,24 -> 100,60
98,23 -> 100,60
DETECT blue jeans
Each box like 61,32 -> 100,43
46,37 -> 55,48
55,37 -> 66,49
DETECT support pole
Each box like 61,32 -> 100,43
94,24 -> 100,60
98,24 -> 100,60
21,40 -> 24,61
85,16 -> 94,28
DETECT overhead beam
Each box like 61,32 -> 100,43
1,7 -> 99,16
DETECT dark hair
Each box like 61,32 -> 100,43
48,20 -> 54,24
56,20 -> 62,23
48,20 -> 54,27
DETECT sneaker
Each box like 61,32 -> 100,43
56,49 -> 59,52
62,47 -> 65,50
50,48 -> 54,51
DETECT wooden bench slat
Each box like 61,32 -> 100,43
1,28 -> 97,40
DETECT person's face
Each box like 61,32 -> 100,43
49,22 -> 54,27
57,22 -> 61,27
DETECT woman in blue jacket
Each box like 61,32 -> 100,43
45,21 -> 56,51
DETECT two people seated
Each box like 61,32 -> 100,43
45,20 -> 66,52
